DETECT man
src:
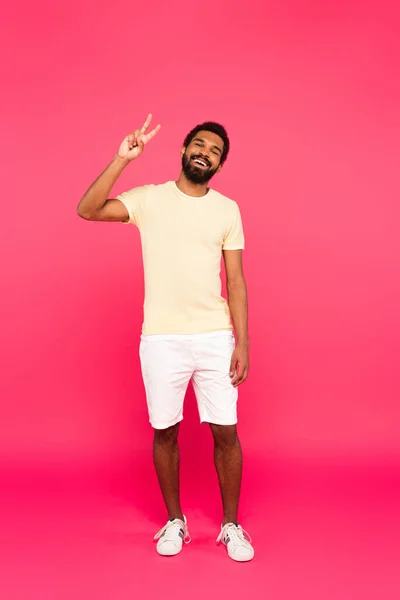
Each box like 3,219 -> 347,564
77,115 -> 254,562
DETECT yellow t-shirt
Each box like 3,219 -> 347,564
116,181 -> 245,335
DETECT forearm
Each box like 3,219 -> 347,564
77,154 -> 129,218
227,277 -> 249,347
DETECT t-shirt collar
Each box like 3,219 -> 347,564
171,181 -> 210,199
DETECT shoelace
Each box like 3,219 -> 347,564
216,523 -> 253,548
154,519 -> 192,544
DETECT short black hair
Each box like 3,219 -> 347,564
183,122 -> 230,164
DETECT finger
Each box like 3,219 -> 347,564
148,124 -> 161,138
140,113 -> 152,134
236,367 -> 249,387
128,130 -> 140,141
133,134 -> 144,146
129,131 -> 142,150
142,124 -> 161,144
229,357 -> 237,378
232,376 -> 243,387
231,365 -> 245,387
233,374 -> 247,387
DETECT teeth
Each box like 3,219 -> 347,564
194,159 -> 207,167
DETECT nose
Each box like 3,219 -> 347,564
199,150 -> 210,161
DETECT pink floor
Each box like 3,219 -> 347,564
1,456 -> 399,600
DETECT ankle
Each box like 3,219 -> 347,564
168,512 -> 185,522
222,517 -> 238,527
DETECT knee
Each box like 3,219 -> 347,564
154,423 -> 179,446
210,424 -> 238,449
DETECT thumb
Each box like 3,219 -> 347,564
229,356 -> 237,378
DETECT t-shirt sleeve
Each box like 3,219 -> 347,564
222,202 -> 245,250
115,185 -> 149,226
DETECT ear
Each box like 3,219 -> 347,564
216,163 -> 223,173
180,146 -> 186,158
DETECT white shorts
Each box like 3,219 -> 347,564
139,331 -> 238,430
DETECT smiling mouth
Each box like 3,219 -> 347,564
192,157 -> 209,168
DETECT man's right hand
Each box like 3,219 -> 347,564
118,114 -> 161,162
77,114 -> 161,222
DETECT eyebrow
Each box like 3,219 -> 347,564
193,137 -> 223,155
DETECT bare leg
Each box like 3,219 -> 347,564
153,423 -> 184,521
210,424 -> 243,525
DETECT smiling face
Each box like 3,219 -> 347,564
181,130 -> 224,184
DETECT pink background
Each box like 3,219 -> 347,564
1,1 -> 399,598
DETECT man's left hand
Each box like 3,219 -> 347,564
229,344 -> 249,387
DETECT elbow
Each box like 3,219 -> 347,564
77,204 -> 93,220
227,275 -> 246,290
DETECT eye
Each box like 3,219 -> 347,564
211,149 -> 218,155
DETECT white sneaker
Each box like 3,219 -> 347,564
217,523 -> 255,562
154,516 -> 191,556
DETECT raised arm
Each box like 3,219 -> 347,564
77,114 -> 160,222
223,249 -> 249,387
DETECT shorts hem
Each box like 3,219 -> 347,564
200,418 -> 238,426
150,416 -> 184,430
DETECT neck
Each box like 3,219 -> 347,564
175,172 -> 209,197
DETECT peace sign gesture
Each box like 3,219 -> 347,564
118,114 -> 161,162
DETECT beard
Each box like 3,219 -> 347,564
181,152 -> 219,184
